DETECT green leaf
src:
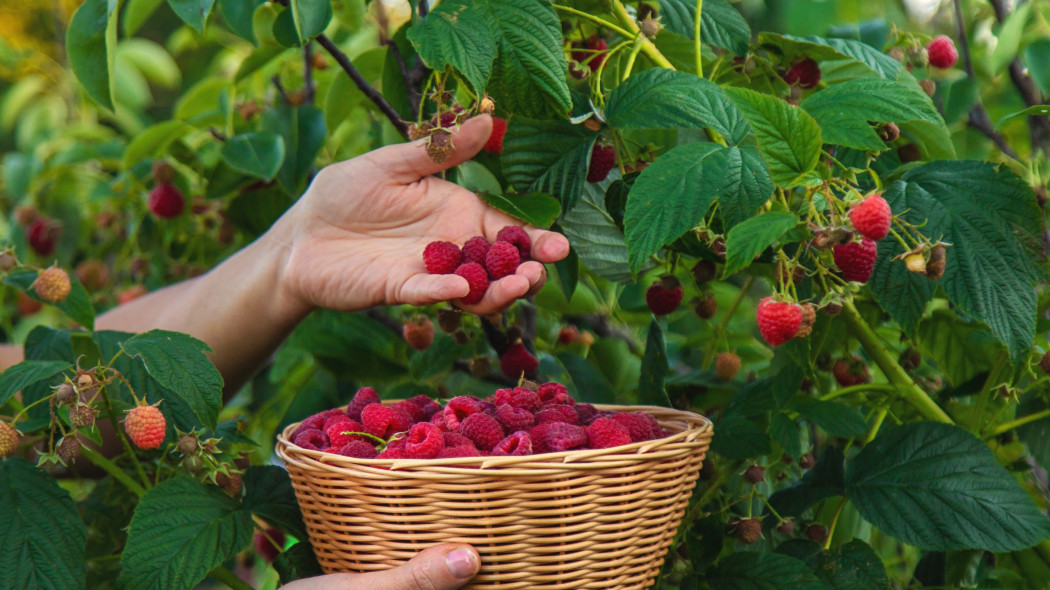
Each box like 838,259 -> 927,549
220,132 -> 285,181
121,330 -> 224,429
219,0 -> 265,43
708,552 -> 827,589
770,412 -> 804,457
916,310 -> 1000,387
725,87 -> 823,186
407,0 -> 496,97
261,104 -> 327,194
168,0 -> 217,33
244,466 -> 307,539
996,105 -> 1050,129
274,542 -> 324,585
845,422 -> 1050,551
3,269 -> 97,330
124,0 -> 166,36
0,360 -> 71,407
723,212 -> 798,277
768,447 -> 845,518
870,161 -> 1044,361
120,476 -> 253,590
802,78 -> 946,151
556,353 -> 617,404
1025,40 -> 1050,95
814,539 -> 890,590
501,117 -> 593,212
793,399 -> 868,438
657,0 -> 751,55
560,171 -> 635,282
638,320 -> 671,407
711,415 -> 772,460
990,3 -> 1032,73
1017,394 -> 1050,473
289,0 -> 332,43
409,334 -> 469,381
480,192 -> 561,228
122,120 -> 190,169
606,69 -> 750,144
0,458 -> 86,590
67,0 -> 117,110
758,33 -> 902,80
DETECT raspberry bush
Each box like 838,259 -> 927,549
2,0 -> 1050,589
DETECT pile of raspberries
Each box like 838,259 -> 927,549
288,382 -> 671,461
423,226 -> 531,304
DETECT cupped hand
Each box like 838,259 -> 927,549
280,544 -> 479,590
276,115 -> 570,315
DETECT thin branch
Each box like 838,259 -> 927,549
316,34 -> 409,138
986,0 -> 1049,153
304,41 -> 315,104
388,41 -> 422,115
418,0 -> 429,18
271,75 -> 291,105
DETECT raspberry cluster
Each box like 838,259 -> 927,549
423,226 -> 531,304
289,382 -> 672,461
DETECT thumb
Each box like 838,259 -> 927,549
279,544 -> 480,590
373,115 -> 493,182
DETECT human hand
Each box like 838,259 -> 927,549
280,544 -> 479,590
273,115 -> 570,316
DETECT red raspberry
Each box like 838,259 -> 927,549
292,414 -> 326,439
586,417 -> 632,449
586,143 -> 616,183
805,524 -> 829,544
326,420 -> 367,447
756,297 -> 803,346
833,237 -> 878,283
392,400 -> 426,423
783,57 -> 821,89
535,404 -> 578,425
849,194 -> 892,241
406,395 -> 442,418
637,412 -> 663,438
490,387 -> 515,406
443,396 -> 482,431
496,226 -> 532,260
833,355 -> 869,387
495,404 -> 534,432
402,316 -> 435,351
571,34 -> 608,72
493,431 -> 532,456
484,117 -> 508,154
500,341 -> 538,379
443,432 -> 477,449
360,403 -> 412,439
292,429 -> 326,451
537,382 -> 571,405
646,275 -> 684,316
529,422 -> 587,454
460,412 -> 504,451
575,404 -> 599,424
510,389 -> 542,412
346,387 -> 381,421
612,412 -> 654,442
454,263 -> 489,304
33,267 -> 72,303
430,410 -> 448,429
254,527 -> 286,563
148,184 -> 185,219
334,440 -> 379,458
0,422 -> 20,457
27,218 -> 60,256
484,241 -> 520,280
744,465 -> 765,484
558,325 -> 579,344
124,403 -> 166,449
405,422 -> 446,459
376,447 -> 408,460
461,236 -> 491,265
423,241 -> 463,274
927,35 -> 958,69
436,445 -> 482,460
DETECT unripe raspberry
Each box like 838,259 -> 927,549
426,129 -> 453,163
639,16 -> 661,39
55,382 -> 76,405
75,260 -> 110,292
878,122 -> 900,143
743,465 -> 765,484
919,79 -> 936,97
715,352 -> 741,381
926,35 -> 958,69
215,471 -> 243,497
0,422 -> 20,457
694,293 -> 718,319
69,404 -> 97,429
14,204 -> 39,227
926,244 -> 946,280
178,434 -> 198,456
478,95 -> 496,115
403,316 -> 435,351
151,160 -> 176,185
0,251 -> 16,272
805,524 -> 828,544
183,455 -> 204,474
57,437 -> 81,465
799,453 -> 816,469
148,184 -> 185,219
692,260 -> 717,283
558,325 -> 579,345
777,519 -> 796,535
795,303 -> 817,338
833,355 -> 869,387
124,403 -> 167,449
436,308 -> 461,333
1040,351 -> 1050,376
33,266 -> 71,303
735,518 -> 763,544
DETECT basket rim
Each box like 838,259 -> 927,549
276,403 -> 711,472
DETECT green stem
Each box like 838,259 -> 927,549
841,301 -> 953,424
11,393 -> 55,423
864,406 -> 889,444
989,408 -> 1050,437
608,1 -> 675,70
208,565 -> 256,590
81,446 -> 146,497
818,383 -> 896,402
701,276 -> 754,370
551,5 -> 633,38
622,37 -> 645,81
694,0 -> 704,77
824,497 -> 848,550
100,385 -> 153,489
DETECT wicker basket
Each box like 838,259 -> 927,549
275,404 -> 712,590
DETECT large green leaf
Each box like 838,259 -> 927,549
624,142 -> 773,274
261,104 -> 327,194
3,268 -> 97,330
708,552 -> 827,589
560,171 -> 635,282
605,69 -> 751,145
723,212 -> 798,277
218,0 -> 264,43
0,458 -> 86,590
638,320 -> 671,407
0,360 -> 71,407
120,476 -> 253,590
221,131 -> 285,181
407,0 -> 496,97
480,192 -> 561,228
289,0 -> 332,43
244,466 -> 307,539
1017,394 -> 1050,473
725,87 -> 822,186
793,399 -> 869,438
274,542 -> 324,585
869,161 -> 1043,361
657,0 -> 751,55
168,0 -> 217,33
758,33 -> 902,80
122,120 -> 191,169
67,0 -> 118,110
802,78 -> 946,152
916,310 -> 1000,387
814,540 -> 890,590
845,422 -> 1050,551
768,448 -> 845,518
502,117 -> 594,213
711,415 -> 771,459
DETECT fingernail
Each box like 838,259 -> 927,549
445,548 -> 478,578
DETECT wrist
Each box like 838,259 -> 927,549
259,212 -> 316,323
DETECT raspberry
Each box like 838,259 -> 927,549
926,243 -> 946,280
571,35 -> 608,72
484,241 -> 520,280
152,160 -> 176,184
490,387 -> 515,406
833,356 -> 869,387
535,404 -> 578,425
833,237 -> 878,283
586,417 -> 632,449
435,308 -> 462,334
327,420 -> 368,447
454,263 -> 489,304
694,293 -> 717,319
805,524 -> 828,544
529,422 -> 587,454
461,236 -> 491,265
254,528 -> 285,563
537,382 -> 571,405
558,325 -> 579,344
360,403 -> 412,439
796,303 -> 817,339
783,57 -> 821,89
743,465 -> 765,484
484,117 -> 508,154
292,414 -> 326,439
346,387 -> 381,421
406,395 -> 442,418
148,184 -> 185,219
586,143 -> 616,183
33,267 -> 72,303
75,259 -> 110,291
646,275 -> 684,316
799,453 -> 816,469
443,431 -> 476,449
756,297 -> 803,346
612,412 -> 654,442
55,382 -> 75,405
460,412 -> 504,451
423,241 -> 463,274
70,404 -> 97,429
443,396 -> 482,431
430,411 -> 448,429
736,518 -> 763,544
293,428 -> 326,450
436,445 -> 481,460
376,447 -> 408,460
323,414 -> 353,432
510,389 -> 542,412
27,218 -> 60,256
426,129 -> 453,163
177,434 -> 198,456
927,35 -> 958,69
777,519 -> 796,535
692,260 -> 717,283
496,404 -> 534,432
403,316 -> 435,351
405,422 -> 445,459
849,194 -> 892,241
390,400 -> 425,423
493,431 -> 532,456
575,404 -> 599,425
500,341 -> 538,379
715,352 -> 741,381
124,403 -> 166,450
0,422 -> 20,457
496,226 -> 531,260
1040,351 -> 1050,376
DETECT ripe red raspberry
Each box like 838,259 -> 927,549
575,404 -> 599,425
927,35 -> 958,69
646,275 -> 684,316
461,236 -> 491,265
537,382 -> 571,405
0,422 -> 20,457
535,404 -> 578,425
715,352 -> 741,381
736,518 -> 763,544
492,431 -> 532,456
254,528 -> 286,563
756,297 -> 803,346
849,194 -> 892,241
436,445 -> 482,460
392,400 -> 426,423
406,395 -> 442,419
26,218 -> 60,256
292,429 -> 326,450
833,237 -> 878,283
805,524 -> 829,544
496,404 -> 534,432
443,396 -> 482,431
510,389 -> 542,412
360,403 -> 412,439
529,422 -> 587,453
484,241 -> 520,280
833,355 -> 869,387
460,412 -> 504,451
346,387 -> 381,421
586,417 -> 632,449
782,57 -> 821,89
484,117 -> 508,154
571,35 -> 608,72
326,420 -> 367,447
586,143 -> 616,183
292,414 -> 326,438
744,465 -> 765,484
403,316 -> 435,351
423,241 -> 463,274
500,341 -> 538,379
334,440 -> 379,458
612,412 -> 654,442
124,403 -> 166,449
405,422 -> 446,459
558,325 -> 579,344
33,266 -> 72,303
148,184 -> 185,219
496,226 -> 531,260
376,447 -> 408,460
454,262 -> 489,304
443,431 -> 477,450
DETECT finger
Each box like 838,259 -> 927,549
456,274 -> 531,315
519,261 -> 548,297
527,230 -> 571,263
371,116 -> 493,182
399,274 -> 471,305
278,544 -> 480,590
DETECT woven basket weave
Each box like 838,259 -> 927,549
275,404 -> 712,590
